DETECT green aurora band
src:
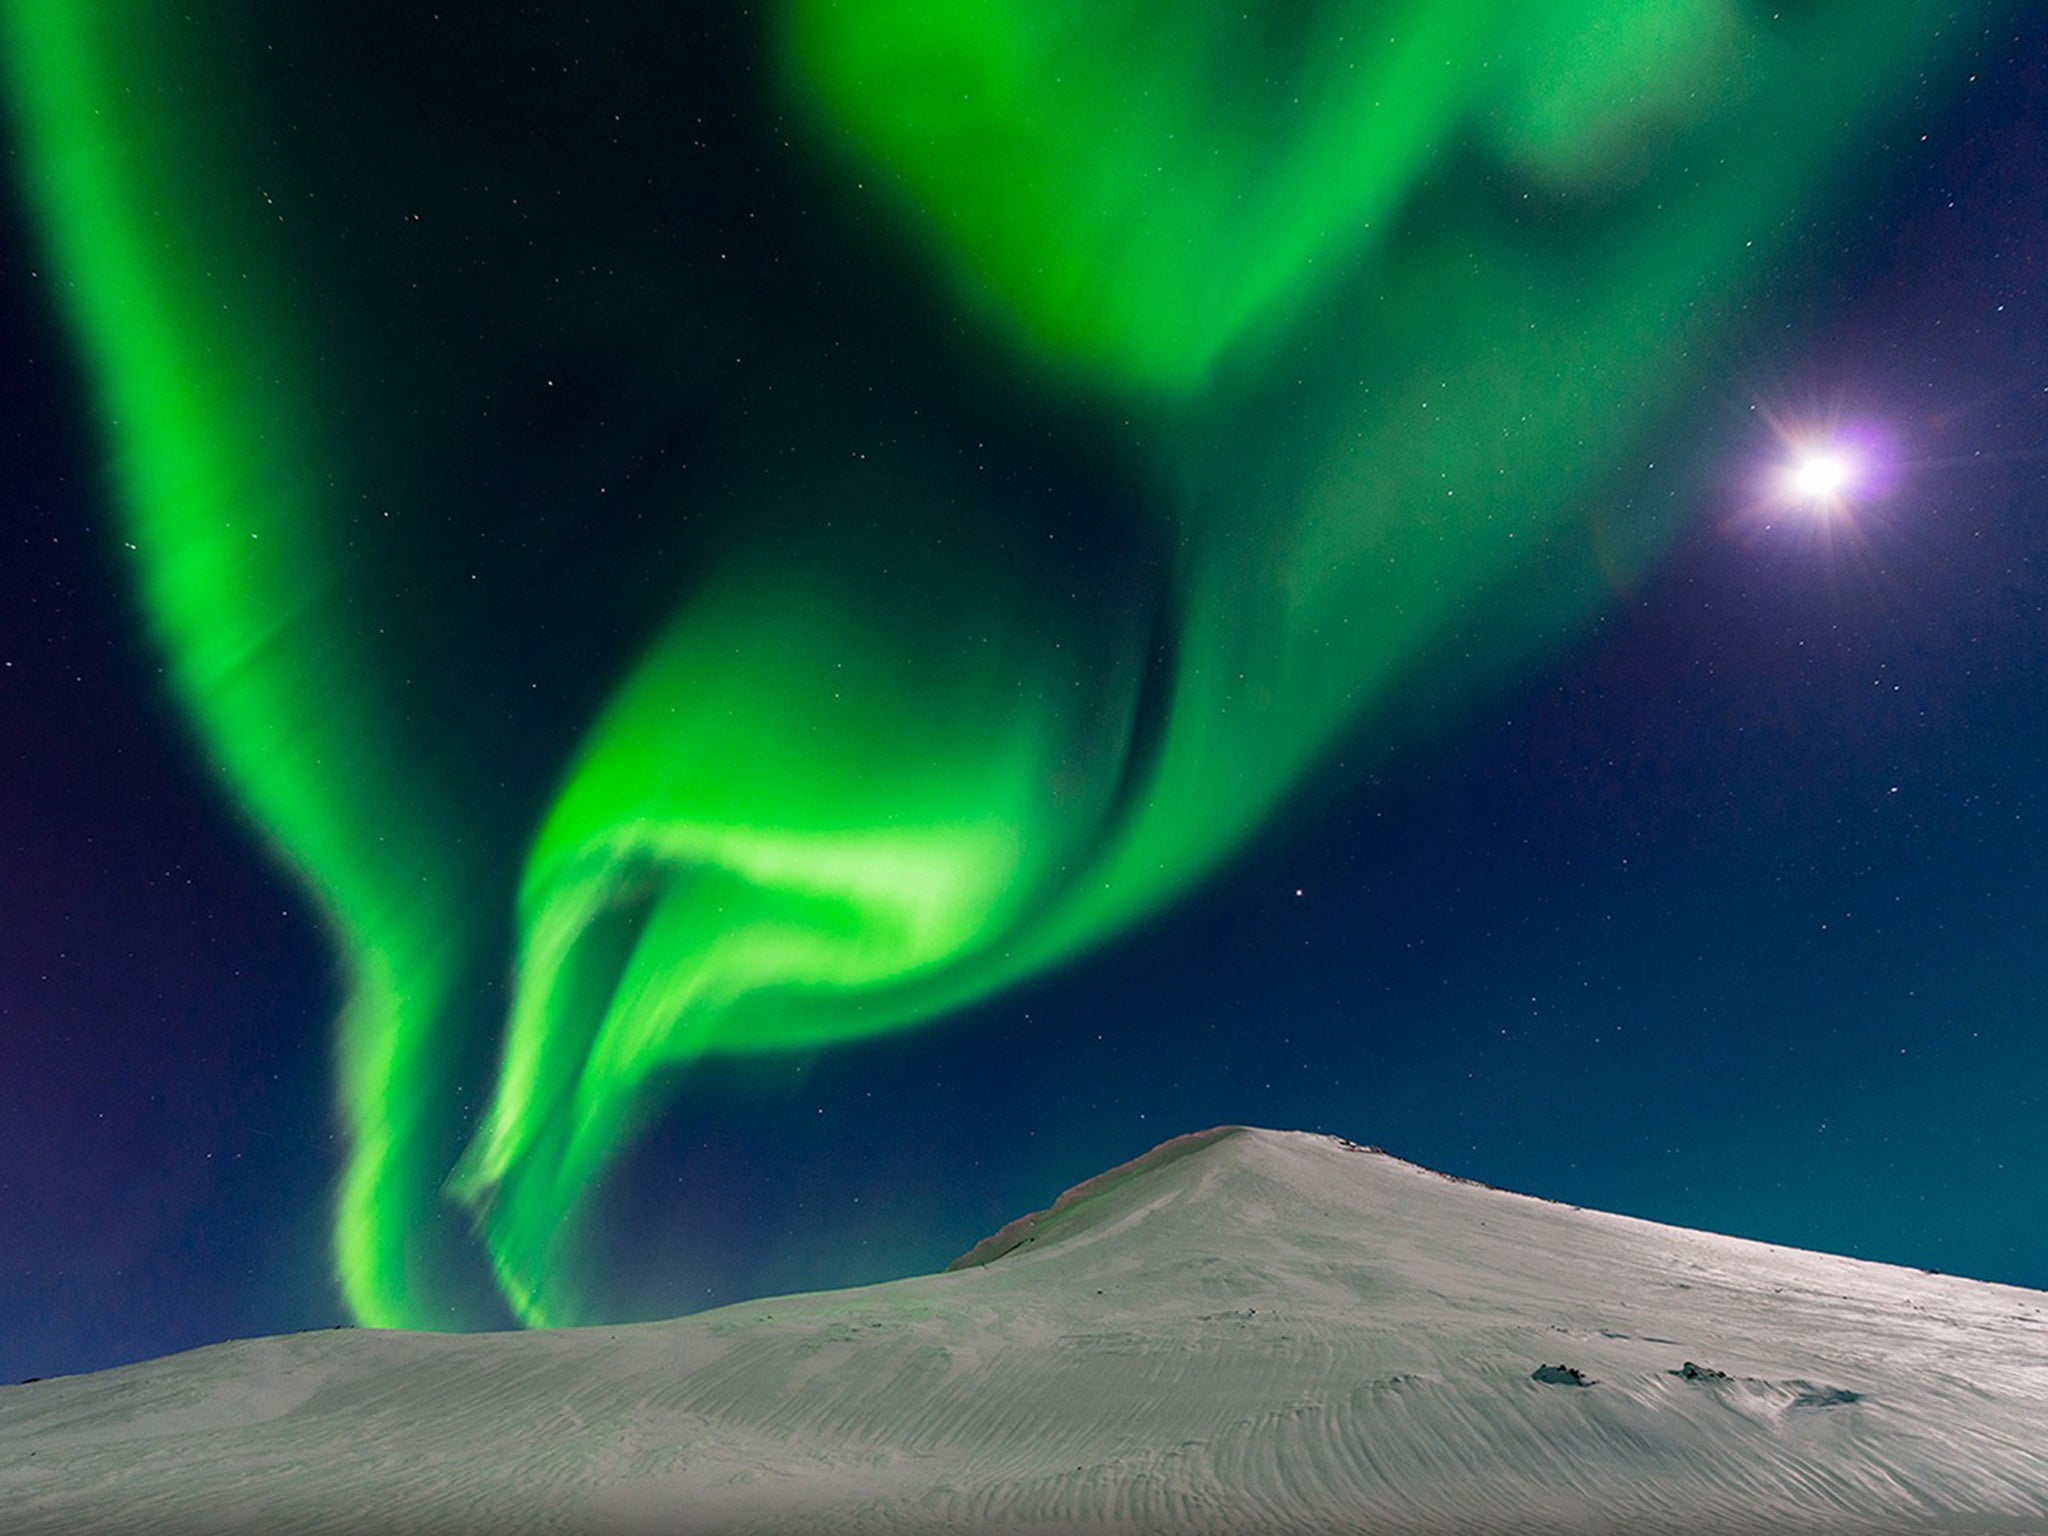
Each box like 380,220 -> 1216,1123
2,1 -> 2007,1328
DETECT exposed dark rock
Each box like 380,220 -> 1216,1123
1674,1361 -> 1729,1382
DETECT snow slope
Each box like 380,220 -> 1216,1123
4,1127 -> 2045,1534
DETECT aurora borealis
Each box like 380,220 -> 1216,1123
5,4 -> 2047,1370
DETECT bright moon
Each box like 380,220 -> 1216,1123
1780,446 -> 1858,509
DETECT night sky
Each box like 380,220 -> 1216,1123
4,5 -> 2046,1384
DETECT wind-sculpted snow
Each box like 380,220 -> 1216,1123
4,1130 -> 2044,1534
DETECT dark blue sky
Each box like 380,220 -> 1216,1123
4,17 -> 2045,1383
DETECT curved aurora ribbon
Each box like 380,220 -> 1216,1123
1,0 -> 2008,1327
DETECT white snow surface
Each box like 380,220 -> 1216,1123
5,1127 -> 2045,1535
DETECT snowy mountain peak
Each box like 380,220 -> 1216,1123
5,1127 -> 2046,1534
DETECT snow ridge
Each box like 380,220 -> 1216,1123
4,1128 -> 2045,1534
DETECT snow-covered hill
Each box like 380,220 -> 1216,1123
5,1127 -> 2045,1534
